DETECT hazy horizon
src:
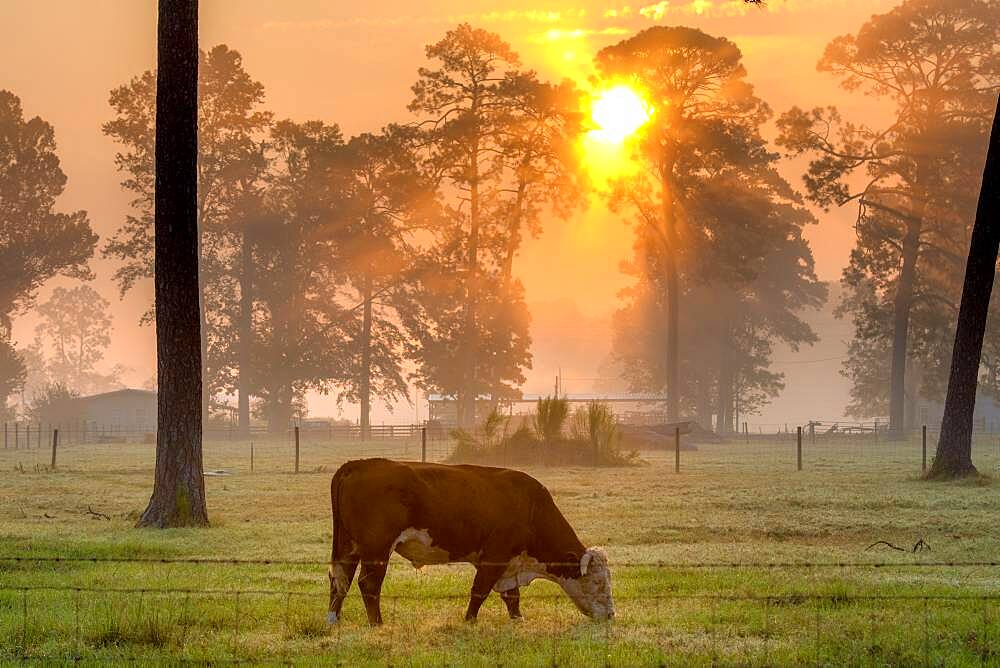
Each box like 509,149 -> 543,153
2,0 -> 911,424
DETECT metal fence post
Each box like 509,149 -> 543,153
294,426 -> 300,474
13,421 -> 17,450
922,425 -> 927,472
674,426 -> 680,473
797,426 -> 803,471
51,428 -> 59,469
421,427 -> 427,463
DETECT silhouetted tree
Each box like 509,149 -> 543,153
251,120 -> 349,432
612,167 -> 824,432
34,285 -> 122,394
0,90 -> 96,408
408,24 -> 538,427
337,127 -> 436,438
138,0 -> 207,528
776,0 -> 1000,438
490,77 -> 585,400
596,26 -> 771,421
104,43 -> 272,423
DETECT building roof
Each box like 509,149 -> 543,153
76,388 -> 157,403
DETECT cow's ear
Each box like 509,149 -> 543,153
580,551 -> 593,575
564,551 -> 584,576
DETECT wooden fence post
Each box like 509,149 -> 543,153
3,422 -> 6,449
250,441 -> 254,474
744,422 -> 749,445
294,426 -> 300,474
51,429 -> 59,469
37,423 -> 42,449
421,427 -> 427,463
13,422 -> 18,450
797,426 -> 802,471
921,425 -> 927,472
674,426 -> 680,474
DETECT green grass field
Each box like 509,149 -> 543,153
0,434 -> 998,665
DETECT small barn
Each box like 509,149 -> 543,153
75,388 -> 157,437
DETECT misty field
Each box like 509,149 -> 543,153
1,437 -> 998,665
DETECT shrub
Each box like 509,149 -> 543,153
571,402 -> 620,460
533,396 -> 568,443
449,407 -> 510,459
449,400 -> 637,467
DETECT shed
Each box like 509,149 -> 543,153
75,388 -> 157,435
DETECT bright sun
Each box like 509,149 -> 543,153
589,85 -> 652,144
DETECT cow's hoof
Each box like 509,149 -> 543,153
464,616 -> 478,624
326,611 -> 338,626
508,615 -> 523,622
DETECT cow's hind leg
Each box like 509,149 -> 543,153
358,555 -> 390,626
465,565 -> 505,622
500,587 -> 521,619
327,549 -> 359,624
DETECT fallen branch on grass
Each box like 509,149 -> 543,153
865,539 -> 931,553
85,506 -> 111,521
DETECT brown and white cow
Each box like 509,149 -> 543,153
326,458 -> 614,626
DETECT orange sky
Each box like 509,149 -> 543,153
1,0 -> 902,423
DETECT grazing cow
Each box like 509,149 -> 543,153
326,458 -> 614,626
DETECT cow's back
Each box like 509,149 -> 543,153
332,459 -> 542,562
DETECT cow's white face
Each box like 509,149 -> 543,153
560,547 -> 614,620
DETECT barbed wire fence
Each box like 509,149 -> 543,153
1,557 -> 998,664
2,421 -> 998,477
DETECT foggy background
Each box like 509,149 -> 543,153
0,0 -> 913,425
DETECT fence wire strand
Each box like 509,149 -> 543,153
2,554 -> 997,569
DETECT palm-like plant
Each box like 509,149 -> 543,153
571,402 -> 620,460
533,396 -> 568,444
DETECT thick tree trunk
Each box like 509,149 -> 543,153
237,224 -> 253,437
138,0 -> 207,528
929,96 -> 1000,479
887,220 -> 920,439
359,277 -> 373,440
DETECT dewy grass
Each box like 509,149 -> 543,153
0,435 -> 997,664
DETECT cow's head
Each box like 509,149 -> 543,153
559,547 -> 614,620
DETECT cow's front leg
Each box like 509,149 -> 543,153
500,587 -> 521,619
465,565 -> 504,622
358,558 -> 390,626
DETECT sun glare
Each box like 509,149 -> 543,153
589,85 -> 651,144
578,85 -> 652,183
